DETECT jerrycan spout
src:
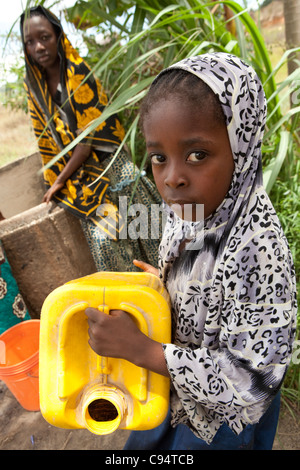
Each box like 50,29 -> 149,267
80,384 -> 127,435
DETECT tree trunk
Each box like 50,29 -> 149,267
283,0 -> 300,75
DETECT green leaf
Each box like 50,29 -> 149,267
263,130 -> 290,194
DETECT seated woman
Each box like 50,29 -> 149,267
20,6 -> 161,272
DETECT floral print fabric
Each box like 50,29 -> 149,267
0,242 -> 30,335
157,53 -> 297,444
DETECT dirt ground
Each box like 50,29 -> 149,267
0,381 -> 131,450
0,380 -> 299,451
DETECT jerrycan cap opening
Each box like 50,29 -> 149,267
81,384 -> 127,435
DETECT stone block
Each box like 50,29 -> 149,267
0,202 -> 96,318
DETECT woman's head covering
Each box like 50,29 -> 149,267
20,6 -> 62,43
20,5 -> 124,149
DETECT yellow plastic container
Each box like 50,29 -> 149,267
39,272 -> 171,435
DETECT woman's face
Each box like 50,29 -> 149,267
23,15 -> 59,70
143,96 -> 234,221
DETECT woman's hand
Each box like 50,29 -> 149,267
43,143 -> 91,203
133,259 -> 159,277
85,307 -> 169,377
43,180 -> 64,203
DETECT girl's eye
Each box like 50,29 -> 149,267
149,154 -> 165,164
187,151 -> 207,162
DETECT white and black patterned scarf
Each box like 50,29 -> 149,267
157,53 -> 297,444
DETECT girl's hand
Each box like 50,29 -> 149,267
133,259 -> 159,277
86,308 -> 143,360
85,307 -> 170,377
43,180 -> 64,203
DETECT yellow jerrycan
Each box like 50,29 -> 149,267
39,272 -> 171,435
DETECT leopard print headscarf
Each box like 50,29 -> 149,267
156,53 -> 297,444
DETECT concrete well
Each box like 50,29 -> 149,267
0,154 -> 96,318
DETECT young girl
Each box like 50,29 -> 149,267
86,53 -> 297,450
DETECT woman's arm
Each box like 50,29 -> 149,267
43,143 -> 91,203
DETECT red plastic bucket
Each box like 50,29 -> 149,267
0,320 -> 40,411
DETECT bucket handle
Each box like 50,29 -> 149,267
27,372 -> 39,378
58,301 -> 89,399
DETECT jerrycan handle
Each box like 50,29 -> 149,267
58,301 -> 89,399
58,301 -> 109,399
119,302 -> 149,402
96,303 -> 110,381
57,301 -> 150,402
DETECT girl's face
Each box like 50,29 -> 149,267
23,15 -> 59,70
144,96 -> 234,221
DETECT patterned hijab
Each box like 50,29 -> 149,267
154,53 -> 297,443
20,6 -> 125,220
159,52 -> 267,275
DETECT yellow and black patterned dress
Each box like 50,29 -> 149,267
21,6 -> 161,271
